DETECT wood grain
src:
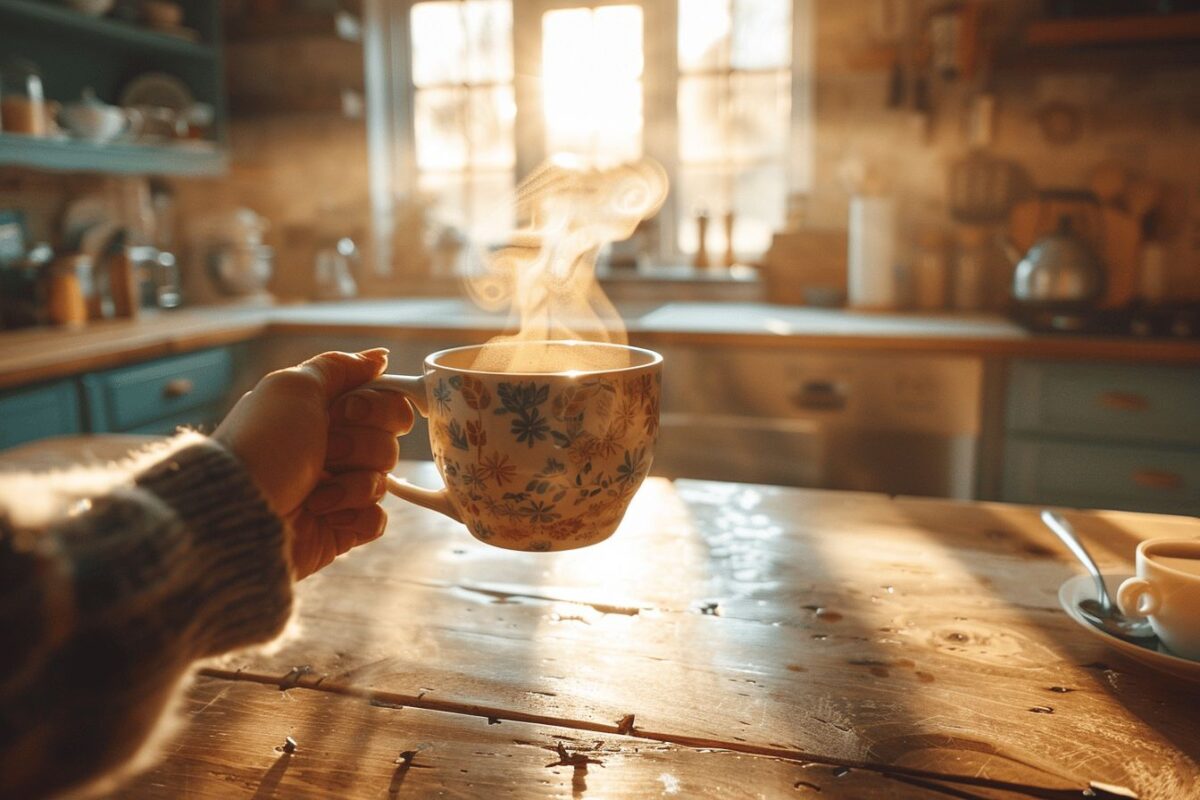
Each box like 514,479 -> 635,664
201,467 -> 1200,799
109,676 -> 945,800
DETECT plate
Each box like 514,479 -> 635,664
1059,573 -> 1200,683
120,73 -> 194,112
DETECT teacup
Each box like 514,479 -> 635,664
1117,538 -> 1200,660
370,340 -> 662,552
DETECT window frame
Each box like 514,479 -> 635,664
364,0 -> 812,275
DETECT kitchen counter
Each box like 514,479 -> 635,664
4,438 -> 1198,798
2,298 -> 1199,389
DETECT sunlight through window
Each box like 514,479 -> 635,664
542,5 -> 644,168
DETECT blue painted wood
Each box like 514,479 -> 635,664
0,379 -> 83,450
126,403 -> 224,436
1007,360 -> 1200,447
82,348 -> 233,433
1003,436 -> 1200,515
0,135 -> 227,177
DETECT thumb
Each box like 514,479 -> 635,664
299,349 -> 389,404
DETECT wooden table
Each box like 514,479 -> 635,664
6,442 -> 1200,798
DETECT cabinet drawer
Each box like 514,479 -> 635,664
0,380 -> 83,450
83,349 -> 233,433
1003,437 -> 1200,515
1007,361 -> 1200,446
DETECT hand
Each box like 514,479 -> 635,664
215,350 -> 414,579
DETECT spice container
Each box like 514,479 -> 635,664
0,58 -> 48,137
913,229 -> 949,310
952,225 -> 989,311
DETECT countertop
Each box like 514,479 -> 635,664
2,298 -> 1199,389
5,438 -> 1197,799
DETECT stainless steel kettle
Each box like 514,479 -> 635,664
1009,215 -> 1105,309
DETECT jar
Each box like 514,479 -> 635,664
952,225 -> 989,312
0,57 -> 47,137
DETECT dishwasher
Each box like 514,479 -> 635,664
652,346 -> 984,499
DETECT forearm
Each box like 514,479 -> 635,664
0,437 -> 293,800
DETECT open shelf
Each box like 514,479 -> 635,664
1025,12 -> 1200,46
0,133 -> 226,176
0,0 -> 216,60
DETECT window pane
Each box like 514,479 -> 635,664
732,165 -> 787,254
678,75 -> 726,164
542,6 -> 643,167
411,2 -> 467,86
419,171 -> 468,230
729,71 -> 790,162
678,0 -> 730,72
730,0 -> 790,70
414,88 -> 468,170
467,86 -> 516,169
463,0 -> 513,83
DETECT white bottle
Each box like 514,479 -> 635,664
848,195 -> 897,310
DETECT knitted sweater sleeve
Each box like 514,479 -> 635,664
0,437 -> 293,800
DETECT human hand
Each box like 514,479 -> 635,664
215,350 -> 414,579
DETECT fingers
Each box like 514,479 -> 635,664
314,506 -> 387,573
298,349 -> 390,404
305,470 -> 387,514
332,387 -> 415,434
326,426 -> 399,472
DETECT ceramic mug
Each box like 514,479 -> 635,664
1117,539 -> 1200,660
370,340 -> 662,552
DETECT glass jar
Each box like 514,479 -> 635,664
0,57 -> 47,137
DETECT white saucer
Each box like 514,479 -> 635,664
1059,573 -> 1200,683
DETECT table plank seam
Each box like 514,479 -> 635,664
195,666 -> 1094,800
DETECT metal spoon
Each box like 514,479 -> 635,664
1040,510 -> 1156,642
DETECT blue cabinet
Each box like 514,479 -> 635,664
82,348 -> 234,434
1004,360 -> 1200,515
0,347 -> 235,451
0,379 -> 84,449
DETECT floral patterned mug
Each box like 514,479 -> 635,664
369,341 -> 662,552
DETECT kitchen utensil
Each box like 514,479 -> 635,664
1042,510 -> 1155,642
370,341 -> 663,552
59,88 -> 130,143
1118,539 -> 1200,660
208,244 -> 274,295
1099,206 -> 1140,308
1059,574 -> 1200,683
948,150 -> 1028,226
1010,216 -> 1105,309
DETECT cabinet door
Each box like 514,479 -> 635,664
1007,361 -> 1200,447
1003,437 -> 1200,515
0,380 -> 83,450
82,348 -> 234,433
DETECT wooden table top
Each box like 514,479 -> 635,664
4,440 -> 1199,799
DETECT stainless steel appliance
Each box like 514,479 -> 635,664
653,347 -> 983,499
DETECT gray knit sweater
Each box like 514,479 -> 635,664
0,436 -> 293,800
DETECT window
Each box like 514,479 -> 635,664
367,0 -> 810,271
409,0 -> 516,244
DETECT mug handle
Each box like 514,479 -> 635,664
368,374 -> 461,523
1117,576 -> 1160,618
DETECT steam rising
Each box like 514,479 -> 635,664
465,156 -> 668,373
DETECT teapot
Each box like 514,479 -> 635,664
1008,215 -> 1105,310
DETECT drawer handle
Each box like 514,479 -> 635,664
1098,391 -> 1149,412
1131,469 -> 1183,491
163,378 -> 195,399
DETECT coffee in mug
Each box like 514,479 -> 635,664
1117,538 -> 1200,660
370,340 -> 662,552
